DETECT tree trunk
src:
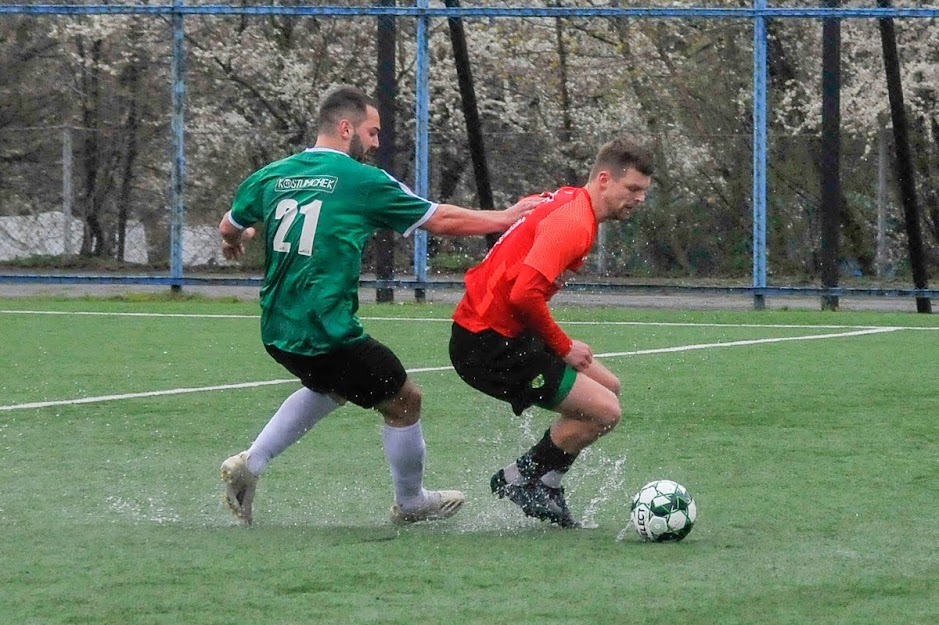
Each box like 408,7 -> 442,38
78,39 -> 102,257
117,59 -> 142,263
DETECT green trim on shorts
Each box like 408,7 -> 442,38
537,365 -> 578,410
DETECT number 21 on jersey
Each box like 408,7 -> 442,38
272,198 -> 322,256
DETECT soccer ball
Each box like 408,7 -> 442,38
629,479 -> 697,542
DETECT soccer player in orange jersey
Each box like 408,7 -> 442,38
449,138 -> 654,527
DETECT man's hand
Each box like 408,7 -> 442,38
221,226 -> 256,260
503,195 -> 541,225
563,339 -> 594,372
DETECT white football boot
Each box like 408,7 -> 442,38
390,490 -> 466,525
220,451 -> 258,525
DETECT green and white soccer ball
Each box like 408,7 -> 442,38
630,479 -> 697,542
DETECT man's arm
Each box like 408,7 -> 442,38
421,196 -> 538,236
508,265 -> 592,371
219,212 -> 256,260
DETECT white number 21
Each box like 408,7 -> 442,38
272,198 -> 322,256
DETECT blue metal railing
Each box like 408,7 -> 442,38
1,272 -> 936,301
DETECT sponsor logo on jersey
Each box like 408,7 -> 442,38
275,176 -> 338,193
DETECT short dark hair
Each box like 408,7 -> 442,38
316,85 -> 375,131
589,138 -> 655,180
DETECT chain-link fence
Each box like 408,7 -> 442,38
1,3 -> 937,303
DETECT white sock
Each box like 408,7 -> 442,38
383,421 -> 427,509
540,470 -> 564,489
503,462 -> 522,484
246,387 -> 339,476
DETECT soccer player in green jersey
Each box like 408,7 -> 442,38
217,85 -> 535,526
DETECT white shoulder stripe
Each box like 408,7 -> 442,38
377,169 -> 437,237
379,168 -> 430,201
403,203 -> 439,237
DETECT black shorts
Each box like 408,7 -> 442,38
265,337 -> 407,409
449,322 -> 577,416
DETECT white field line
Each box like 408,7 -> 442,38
0,326 -> 907,412
594,326 -> 901,358
0,379 -> 295,412
349,317 -> 939,331
3,309 -> 939,331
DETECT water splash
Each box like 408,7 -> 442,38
575,452 -> 629,529
106,494 -> 180,524
615,523 -> 635,542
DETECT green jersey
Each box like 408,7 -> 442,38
229,147 -> 437,355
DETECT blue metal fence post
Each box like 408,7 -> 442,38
170,0 -> 186,291
752,0 -> 768,310
412,0 -> 430,302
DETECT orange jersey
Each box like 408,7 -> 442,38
453,186 -> 597,338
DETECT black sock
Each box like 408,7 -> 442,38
515,429 -> 578,482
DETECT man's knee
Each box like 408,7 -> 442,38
377,379 -> 422,426
558,386 -> 621,436
595,395 -> 621,433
